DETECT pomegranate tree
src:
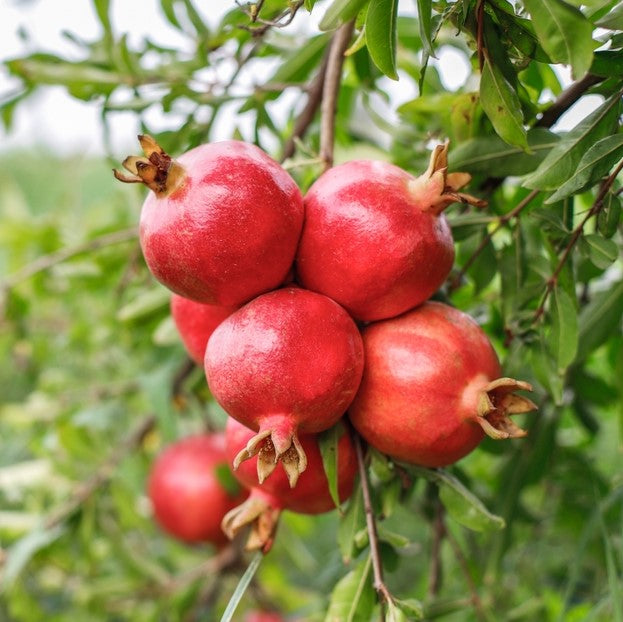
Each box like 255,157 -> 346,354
204,287 -> 364,487
296,144 -> 485,321
114,135 -> 304,305
221,418 -> 357,553
170,293 -> 237,365
147,433 -> 247,545
348,301 -> 537,467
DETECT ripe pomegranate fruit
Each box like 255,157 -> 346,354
114,135 -> 304,305
296,144 -> 486,321
348,302 -> 537,467
148,433 -> 247,545
170,293 -> 237,365
205,287 -> 364,487
221,418 -> 357,552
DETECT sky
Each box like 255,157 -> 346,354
0,0 -> 600,156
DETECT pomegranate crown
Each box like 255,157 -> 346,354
113,134 -> 185,196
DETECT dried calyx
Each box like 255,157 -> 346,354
113,134 -> 186,196
476,377 -> 537,439
409,142 -> 487,215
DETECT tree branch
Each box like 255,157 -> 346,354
319,21 -> 355,171
354,433 -> 394,613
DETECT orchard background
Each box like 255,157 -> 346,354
1,0 -> 623,620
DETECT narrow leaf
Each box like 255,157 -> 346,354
366,0 -> 399,80
522,0 -> 595,79
551,287 -> 578,371
408,466 -> 505,532
320,0 -> 368,31
220,551 -> 263,622
595,1 -> 623,29
597,191 -> 622,239
416,0 -> 434,57
338,487 -> 365,563
395,598 -> 424,619
545,133 -> 623,203
324,555 -> 374,622
524,92 -> 622,190
480,57 -> 528,150
583,234 -> 619,269
318,423 -> 343,510
116,286 -> 169,322
450,129 -> 558,176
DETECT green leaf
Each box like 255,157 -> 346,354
395,598 -> 424,620
338,487 -> 366,563
220,551 -> 263,622
160,0 -> 183,31
576,279 -> 623,363
522,0 -> 595,79
523,92 -> 622,190
480,57 -> 528,150
116,287 -> 170,322
324,555 -> 375,622
545,133 -> 623,203
595,1 -> 623,28
320,0 -> 368,31
2,526 -> 64,589
590,50 -> 623,77
450,129 -> 558,176
318,423 -> 343,510
583,234 -> 619,269
416,0 -> 434,57
365,0 -> 399,80
408,466 -> 506,532
551,287 -> 578,371
597,190 -> 622,238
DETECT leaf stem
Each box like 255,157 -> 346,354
320,20 -> 355,171
219,551 -> 264,622
533,158 -> 623,322
354,433 -> 394,612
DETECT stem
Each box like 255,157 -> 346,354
533,159 -> 623,322
319,21 -> 355,171
354,433 -> 394,612
452,189 -> 540,288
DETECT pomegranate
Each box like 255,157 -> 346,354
296,144 -> 486,321
348,302 -> 537,467
221,418 -> 357,552
114,135 -> 304,305
205,287 -> 364,487
170,293 -> 237,365
147,433 -> 247,545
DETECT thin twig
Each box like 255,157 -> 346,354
281,52 -> 330,162
533,159 -> 623,322
238,0 -> 305,37
2,226 -> 139,293
534,73 -> 604,129
44,414 -> 156,530
452,189 -> 540,289
354,433 -> 394,613
444,526 -> 489,622
319,21 -> 355,171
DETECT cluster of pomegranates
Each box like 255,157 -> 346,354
116,136 -> 536,553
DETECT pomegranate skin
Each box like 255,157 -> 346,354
296,159 -> 455,321
205,287 -> 364,485
170,294 -> 237,365
348,302 -> 534,467
148,434 -> 247,545
139,141 -> 304,305
222,418 -> 357,551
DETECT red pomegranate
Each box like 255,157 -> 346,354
348,302 -> 537,467
221,418 -> 357,552
170,293 -> 237,365
147,433 -> 247,545
114,135 -> 304,305
296,144 -> 485,321
205,287 -> 364,487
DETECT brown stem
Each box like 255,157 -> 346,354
445,526 -> 489,622
452,189 -> 540,289
238,0 -> 305,36
320,21 -> 355,171
281,52 -> 330,162
533,158 -> 623,322
44,415 -> 156,530
354,433 -> 394,612
534,74 -> 605,129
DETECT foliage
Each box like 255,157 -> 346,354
1,0 -> 623,620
